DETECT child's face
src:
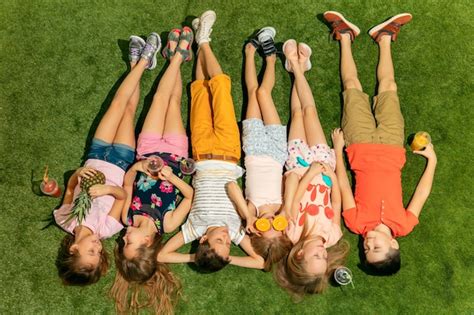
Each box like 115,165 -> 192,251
122,226 -> 150,259
202,226 -> 231,258
300,239 -> 328,275
364,230 -> 399,263
71,234 -> 102,268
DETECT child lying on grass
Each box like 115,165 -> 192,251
324,11 -> 437,275
157,10 -> 264,272
53,32 -> 161,286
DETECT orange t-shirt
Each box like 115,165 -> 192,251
342,143 -> 419,237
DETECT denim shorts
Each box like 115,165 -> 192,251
86,138 -> 135,171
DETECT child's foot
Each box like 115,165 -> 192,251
368,13 -> 412,42
257,26 -> 277,56
298,42 -> 312,72
129,35 -> 146,64
245,42 -> 257,56
323,11 -> 360,42
162,28 -> 181,60
195,10 -> 216,45
140,33 -> 162,70
283,39 -> 298,72
174,26 -> 194,62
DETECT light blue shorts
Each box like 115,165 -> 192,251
242,118 -> 287,165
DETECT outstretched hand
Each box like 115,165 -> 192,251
413,143 -> 437,162
331,128 -> 345,152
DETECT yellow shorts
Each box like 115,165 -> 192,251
342,89 -> 405,147
190,74 -> 241,162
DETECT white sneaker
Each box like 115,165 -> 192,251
195,10 -> 216,45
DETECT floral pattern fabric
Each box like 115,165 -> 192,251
127,152 -> 184,234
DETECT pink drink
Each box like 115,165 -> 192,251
147,155 -> 164,178
40,179 -> 62,198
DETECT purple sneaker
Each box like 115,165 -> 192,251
140,32 -> 162,70
129,35 -> 146,63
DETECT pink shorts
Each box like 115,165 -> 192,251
286,139 -> 336,171
137,132 -> 189,159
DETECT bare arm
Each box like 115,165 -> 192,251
226,182 -> 252,221
157,231 -> 195,264
229,235 -> 264,269
62,169 -> 80,205
283,172 -> 299,219
407,144 -> 437,218
162,168 -> 194,233
321,162 -> 342,227
332,128 -> 356,211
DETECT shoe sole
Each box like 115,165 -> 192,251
257,26 -> 276,41
368,13 -> 412,38
200,10 -> 216,23
298,42 -> 312,71
282,39 -> 297,72
148,32 -> 162,70
192,18 -> 200,31
323,11 -> 361,37
129,35 -> 146,47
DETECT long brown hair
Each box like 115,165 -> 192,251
56,234 -> 108,286
110,233 -> 182,314
250,234 -> 292,272
274,235 -> 350,299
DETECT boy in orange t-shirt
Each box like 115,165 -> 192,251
323,11 -> 437,275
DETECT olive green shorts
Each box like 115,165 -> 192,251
341,89 -> 404,147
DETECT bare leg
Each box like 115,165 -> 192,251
288,84 -> 306,142
244,43 -> 261,120
199,43 -> 223,78
377,36 -> 397,93
94,59 -> 147,143
257,54 -> 281,125
112,62 -> 141,148
289,58 -> 327,146
340,34 -> 363,91
163,70 -> 186,136
195,50 -> 207,80
141,54 -> 183,135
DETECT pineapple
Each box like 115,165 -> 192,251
66,170 -> 106,224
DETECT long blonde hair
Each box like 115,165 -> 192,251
109,234 -> 182,314
274,231 -> 350,299
250,234 -> 292,272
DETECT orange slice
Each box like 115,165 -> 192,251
255,218 -> 271,232
272,215 -> 288,231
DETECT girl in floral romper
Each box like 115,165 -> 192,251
110,27 -> 194,314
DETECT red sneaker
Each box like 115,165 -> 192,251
323,11 -> 360,42
368,13 -> 412,42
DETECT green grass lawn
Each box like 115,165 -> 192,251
1,0 -> 473,313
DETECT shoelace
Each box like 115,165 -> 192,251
129,47 -> 142,57
142,43 -> 156,57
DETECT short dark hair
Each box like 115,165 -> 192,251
56,234 -> 108,286
365,248 -> 401,276
195,240 -> 230,273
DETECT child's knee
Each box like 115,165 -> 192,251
378,79 -> 397,93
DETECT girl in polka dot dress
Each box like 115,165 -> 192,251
275,39 -> 349,296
